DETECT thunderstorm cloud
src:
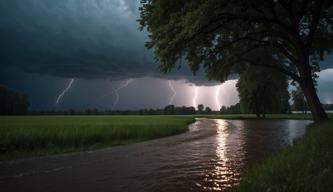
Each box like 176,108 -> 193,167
0,0 -> 212,84
0,0 -> 332,84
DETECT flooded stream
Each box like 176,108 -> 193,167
0,119 -> 311,192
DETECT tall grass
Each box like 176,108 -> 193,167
0,115 -> 193,160
227,120 -> 333,192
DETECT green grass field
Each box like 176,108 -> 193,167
227,120 -> 333,192
0,115 -> 194,160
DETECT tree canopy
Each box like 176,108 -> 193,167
139,0 -> 333,122
0,85 -> 29,115
197,104 -> 204,114
220,103 -> 241,114
237,67 -> 290,118
292,86 -> 308,113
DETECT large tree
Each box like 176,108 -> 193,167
292,86 -> 308,113
139,0 -> 333,122
237,66 -> 290,118
0,85 -> 29,115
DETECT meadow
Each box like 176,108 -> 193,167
0,115 -> 193,160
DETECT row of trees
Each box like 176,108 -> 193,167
0,86 -> 29,115
323,104 -> 333,111
163,105 -> 197,115
197,104 -> 213,114
30,105 -> 212,116
30,109 -> 167,116
220,103 -> 241,114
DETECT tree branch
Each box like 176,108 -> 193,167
242,58 -> 301,82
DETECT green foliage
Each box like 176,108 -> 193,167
292,86 -> 308,112
237,67 -> 290,117
164,105 -> 175,115
163,105 -> 196,115
219,103 -> 241,114
0,115 -> 193,160
139,0 -> 333,81
197,104 -> 204,113
323,103 -> 333,110
227,120 -> 333,192
204,106 -> 212,114
0,85 -> 29,115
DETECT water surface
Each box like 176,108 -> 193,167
0,119 -> 311,191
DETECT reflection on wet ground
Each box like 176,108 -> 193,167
0,119 -> 311,192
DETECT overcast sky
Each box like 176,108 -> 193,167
0,0 -> 332,110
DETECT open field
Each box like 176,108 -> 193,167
227,120 -> 333,192
0,115 -> 193,160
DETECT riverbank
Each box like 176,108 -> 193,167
0,115 -> 193,160
227,120 -> 333,192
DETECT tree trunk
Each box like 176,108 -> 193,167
297,47 -> 328,123
300,77 -> 328,122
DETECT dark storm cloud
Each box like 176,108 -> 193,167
0,0 -> 332,86
0,0 -> 212,85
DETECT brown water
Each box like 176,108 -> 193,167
0,119 -> 311,192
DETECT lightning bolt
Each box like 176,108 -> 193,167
192,86 -> 199,109
168,80 -> 177,105
112,79 -> 133,110
215,84 -> 222,110
55,78 -> 75,105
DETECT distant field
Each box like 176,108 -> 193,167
0,115 -> 194,160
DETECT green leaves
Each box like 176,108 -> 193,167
237,66 -> 290,115
139,0 -> 333,82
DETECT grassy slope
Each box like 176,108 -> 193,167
0,115 -> 193,160
227,120 -> 333,192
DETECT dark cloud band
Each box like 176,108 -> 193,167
0,0 -> 331,86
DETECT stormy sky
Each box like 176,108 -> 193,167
0,0 -> 332,110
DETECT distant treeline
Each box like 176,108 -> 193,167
13,103 -> 333,116
219,103 -> 241,114
323,104 -> 333,111
28,104 -> 238,116
0,86 -> 29,115
29,105 -> 210,116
